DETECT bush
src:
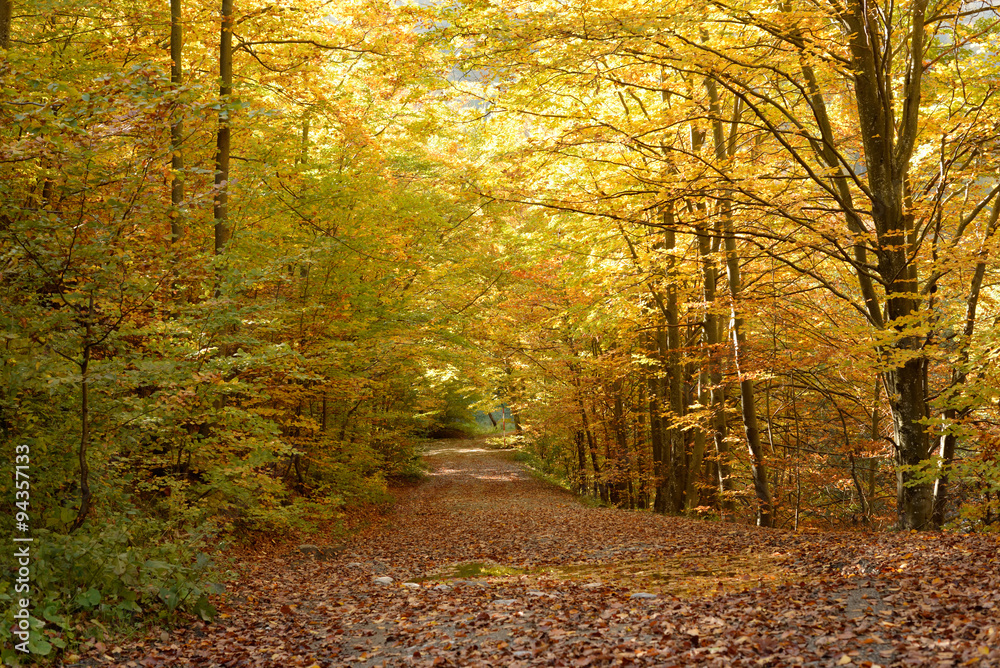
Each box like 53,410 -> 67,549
0,517 -> 225,664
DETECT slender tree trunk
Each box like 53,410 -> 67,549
70,299 -> 94,532
791,387 -> 802,529
707,79 -> 772,527
648,329 -> 667,511
298,116 -> 311,165
617,223 -> 675,513
170,0 -> 184,242
865,377 -> 882,512
685,383 -> 708,511
575,429 -> 587,494
662,216 -> 687,513
611,377 -> 631,506
839,409 -> 869,518
70,353 -> 91,532
214,0 -> 234,255
692,109 -> 732,517
580,400 -> 605,502
932,198 -> 999,525
321,394 -> 328,432
0,0 -> 12,50
569,358 -> 603,500
653,326 -> 673,512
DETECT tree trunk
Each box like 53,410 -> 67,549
170,0 -> 184,242
582,401 -> 606,502
931,208 -> 998,525
575,429 -> 587,494
214,0 -> 234,255
69,355 -> 92,532
691,97 -> 732,517
0,0 -> 13,50
648,329 -> 668,512
706,78 -> 773,527
685,403 -> 707,511
70,300 -> 94,532
569,358 -> 604,501
611,377 -> 631,506
841,0 -> 933,529
298,116 -> 310,165
884,361 -> 932,528
662,217 -> 687,513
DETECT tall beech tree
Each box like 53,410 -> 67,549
442,0 -> 1000,530
670,0 -> 1000,529
214,0 -> 234,255
0,0 -> 11,51
170,0 -> 185,242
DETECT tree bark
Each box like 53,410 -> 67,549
648,328 -> 668,512
662,217 -> 686,513
70,298 -> 95,532
170,0 -> 185,242
298,116 -> 310,165
0,0 -> 12,51
839,0 -> 933,529
690,89 -> 734,517
932,194 -> 1000,525
574,429 -> 587,494
214,0 -> 234,255
697,176 -> 733,515
69,353 -> 92,532
706,78 -> 773,527
611,377 -> 631,506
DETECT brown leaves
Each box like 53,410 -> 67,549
78,441 -> 1000,667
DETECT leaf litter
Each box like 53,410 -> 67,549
76,439 -> 1000,667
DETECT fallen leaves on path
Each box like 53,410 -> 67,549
78,440 -> 1000,667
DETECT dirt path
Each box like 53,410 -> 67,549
87,439 -> 1000,667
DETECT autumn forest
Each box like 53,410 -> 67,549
3,0 -> 1000,662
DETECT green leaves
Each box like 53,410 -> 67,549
74,588 -> 101,610
193,594 -> 218,621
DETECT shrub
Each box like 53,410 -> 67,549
0,516 -> 225,664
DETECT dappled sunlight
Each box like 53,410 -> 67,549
423,447 -> 492,456
471,471 -> 527,482
427,467 -> 463,477
426,465 -> 529,482
420,442 -> 532,483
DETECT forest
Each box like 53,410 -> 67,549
2,0 -> 1000,661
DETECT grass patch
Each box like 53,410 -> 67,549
482,433 -> 525,450
417,561 -> 527,582
534,552 -> 790,597
414,554 -> 793,598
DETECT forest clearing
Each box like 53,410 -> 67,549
4,0 -> 1000,664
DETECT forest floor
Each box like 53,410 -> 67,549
77,438 -> 999,667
